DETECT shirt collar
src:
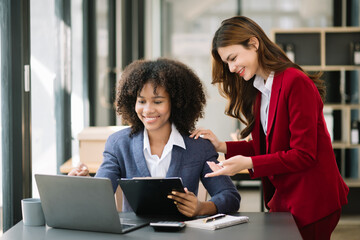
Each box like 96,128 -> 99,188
253,71 -> 275,95
143,124 -> 186,152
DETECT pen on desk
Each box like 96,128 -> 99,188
203,213 -> 226,223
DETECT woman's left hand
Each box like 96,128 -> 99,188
205,155 -> 253,178
68,162 -> 90,177
168,188 -> 201,217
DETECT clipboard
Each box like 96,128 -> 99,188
118,177 -> 186,216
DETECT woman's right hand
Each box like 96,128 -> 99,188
68,162 -> 90,176
190,129 -> 227,153
205,155 -> 253,178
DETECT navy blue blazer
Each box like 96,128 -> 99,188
95,127 -> 240,213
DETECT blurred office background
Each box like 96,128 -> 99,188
0,0 -> 359,236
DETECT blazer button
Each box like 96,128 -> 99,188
269,175 -> 274,180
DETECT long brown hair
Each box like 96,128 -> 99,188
211,16 -> 326,138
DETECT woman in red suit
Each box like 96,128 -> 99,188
191,16 -> 349,240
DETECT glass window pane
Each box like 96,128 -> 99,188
242,0 -> 333,34
0,22 -> 3,236
162,0 -> 333,142
95,0 -> 112,126
30,0 -> 58,197
163,0 -> 239,141
30,0 -> 85,187
71,0 -> 85,167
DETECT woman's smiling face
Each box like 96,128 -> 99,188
135,82 -> 171,134
217,38 -> 267,80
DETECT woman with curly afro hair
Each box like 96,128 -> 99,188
69,58 -> 240,218
116,58 -> 206,136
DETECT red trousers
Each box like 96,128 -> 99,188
297,209 -> 341,240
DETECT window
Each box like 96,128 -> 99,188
30,0 -> 76,196
162,0 -> 239,141
0,23 -> 3,236
241,0 -> 333,34
161,0 -> 333,141
94,0 -> 114,126
30,0 -> 60,197
71,0 -> 86,167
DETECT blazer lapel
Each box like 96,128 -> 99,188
252,92 -> 262,155
266,71 -> 283,147
166,145 -> 184,177
132,131 -> 151,177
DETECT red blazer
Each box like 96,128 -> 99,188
226,68 -> 349,228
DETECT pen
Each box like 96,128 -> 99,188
203,213 -> 226,223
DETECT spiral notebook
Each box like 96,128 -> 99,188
184,215 -> 249,230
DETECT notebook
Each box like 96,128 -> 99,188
118,177 -> 186,218
35,174 -> 149,234
184,214 -> 249,230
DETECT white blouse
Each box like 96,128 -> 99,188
253,71 -> 274,135
143,124 -> 186,177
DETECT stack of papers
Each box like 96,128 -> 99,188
185,215 -> 249,230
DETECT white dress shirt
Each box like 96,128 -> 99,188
253,72 -> 274,135
143,124 -> 186,177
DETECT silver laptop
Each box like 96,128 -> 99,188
35,174 -> 149,234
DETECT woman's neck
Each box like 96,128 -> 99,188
147,124 -> 172,157
257,68 -> 270,81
